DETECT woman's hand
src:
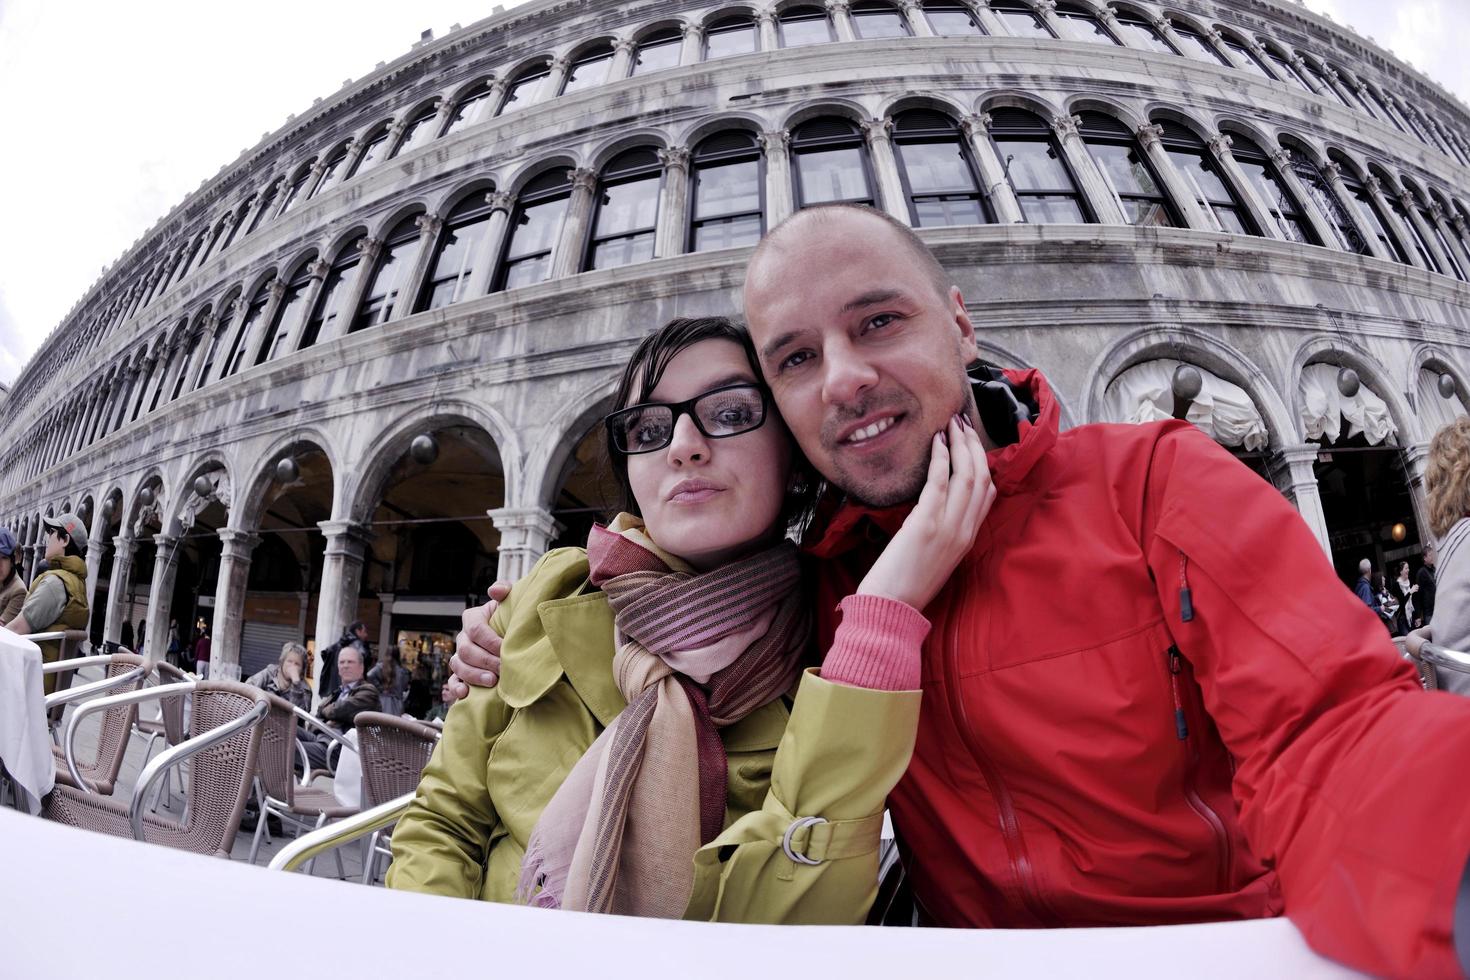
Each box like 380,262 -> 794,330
856,414 -> 996,611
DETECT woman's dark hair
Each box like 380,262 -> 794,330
604,316 -> 823,534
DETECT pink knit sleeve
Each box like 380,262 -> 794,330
819,593 -> 929,692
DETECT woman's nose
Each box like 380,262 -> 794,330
665,413 -> 710,466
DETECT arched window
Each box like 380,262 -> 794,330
1438,194 -> 1470,262
1214,30 -> 1273,79
193,297 -> 237,390
1371,172 -> 1437,267
1363,85 -> 1406,133
988,108 -> 1088,223
586,149 -> 663,270
310,144 -> 352,199
351,217 -> 424,332
1228,135 -> 1319,246
500,62 -> 551,115
255,258 -> 317,364
195,216 -> 232,269
1155,121 -> 1255,235
1078,113 -> 1174,227
1281,146 -> 1367,254
705,15 -> 759,58
923,1 -> 984,36
222,281 -> 273,378
1112,11 -> 1175,53
1259,42 -> 1310,90
443,81 -> 495,136
1406,181 -> 1465,280
1297,54 -> 1347,105
277,161 -> 317,216
634,27 -> 683,74
1328,155 -> 1408,263
496,169 -> 573,290
991,0 -> 1053,39
779,6 -> 834,47
393,105 -> 439,157
892,110 -> 990,227
220,198 -> 253,251
300,237 -> 365,348
149,320 -> 188,413
417,195 -> 496,312
851,1 -> 911,38
170,234 -> 206,286
561,43 -> 615,96
168,311 -> 209,402
1053,3 -> 1119,44
1169,20 -> 1230,66
1332,66 -> 1380,119
349,125 -> 392,179
791,117 -> 874,208
689,131 -> 765,252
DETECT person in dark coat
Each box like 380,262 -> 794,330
1417,545 -> 1438,626
316,620 -> 371,696
301,642 -> 379,771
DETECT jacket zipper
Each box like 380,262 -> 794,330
943,556 -> 1058,926
1167,643 -> 1231,894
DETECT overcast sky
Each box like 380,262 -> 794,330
0,0 -> 1465,386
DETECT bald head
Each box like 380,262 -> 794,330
1358,559 -> 1372,576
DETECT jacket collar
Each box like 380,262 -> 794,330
804,368 -> 1061,560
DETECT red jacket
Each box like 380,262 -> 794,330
809,369 -> 1470,978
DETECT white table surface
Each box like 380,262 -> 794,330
0,806 -> 1363,980
0,630 -> 54,813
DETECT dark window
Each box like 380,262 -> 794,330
1112,12 -> 1175,54
1216,33 -> 1273,79
561,44 -> 614,95
1230,136 -> 1320,246
851,1 -> 911,38
1365,86 -> 1406,133
1261,45 -> 1310,90
351,217 -> 424,332
194,300 -> 236,389
1378,179 -> 1439,272
444,82 -> 494,135
1284,148 -> 1367,254
311,145 -> 351,199
150,325 -> 186,412
394,107 -> 439,156
634,28 -> 683,74
1333,67 -> 1381,119
220,198 -> 252,251
1298,56 -> 1348,105
705,16 -> 759,58
991,0 -> 1052,38
196,217 -> 230,268
1054,3 -> 1118,44
690,131 -> 766,252
168,315 -> 207,402
893,110 -> 991,227
1407,183 -> 1463,279
496,169 -> 572,290
924,1 -> 984,35
349,127 -> 391,178
1330,159 -> 1408,263
1157,121 -> 1257,236
587,149 -> 662,271
277,162 -> 316,216
1170,22 -> 1230,66
791,117 -> 874,208
989,108 -> 1089,223
500,64 -> 550,115
418,195 -> 495,312
255,260 -> 316,364
300,237 -> 364,348
779,6 -> 833,47
222,283 -> 272,378
1078,113 -> 1174,227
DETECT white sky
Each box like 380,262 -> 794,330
0,0 -> 1465,386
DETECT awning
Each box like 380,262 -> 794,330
1415,367 -> 1468,437
1102,359 -> 1269,451
1299,362 -> 1397,446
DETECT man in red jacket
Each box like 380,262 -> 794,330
454,204 -> 1470,976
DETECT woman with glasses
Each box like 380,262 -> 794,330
388,316 -> 992,921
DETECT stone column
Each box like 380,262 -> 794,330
390,214 -> 442,321
1322,162 -> 1391,261
861,118 -> 913,225
242,278 -> 288,367
545,57 -> 571,99
1031,0 -> 1067,38
488,508 -> 563,583
84,384 -> 111,446
1052,113 -> 1127,225
104,535 -> 137,645
312,521 -> 372,697
550,169 -> 598,279
972,1 -> 1008,37
174,314 -> 217,399
1206,29 -> 1244,70
1209,134 -> 1283,242
901,0 -> 933,36
465,192 -> 514,296
142,533 -> 181,665
826,0 -> 857,42
1321,67 -> 1353,106
110,366 -> 142,434
655,147 -> 691,258
609,37 -> 636,80
138,345 -> 179,416
1290,55 -> 1326,96
72,392 -> 100,453
303,155 -> 334,199
1401,192 -> 1455,275
319,238 -> 382,344
1136,123 -> 1209,231
761,130 -> 795,226
1441,207 -> 1470,273
1268,446 -> 1330,556
84,536 -> 108,626
1365,176 -> 1426,270
1402,443 -> 1434,550
210,528 -> 257,681
286,260 -> 333,346
756,11 -> 779,51
128,354 -> 159,422
679,22 -> 704,65
1269,149 -> 1338,248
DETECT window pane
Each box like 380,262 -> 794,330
507,197 -> 569,260
694,214 -> 764,251
996,9 -> 1051,39
914,196 -> 985,227
995,139 -> 1072,191
1213,207 -> 1249,235
261,281 -> 311,363
591,232 -> 656,270
1165,148 -> 1230,203
706,23 -> 758,58
1056,12 -> 1115,44
424,215 -> 491,310
313,154 -> 347,196
1222,40 -> 1270,77
1088,142 -> 1160,197
1116,19 -> 1172,54
503,254 -> 552,289
500,74 -> 545,114
562,53 -> 612,95
1122,199 -> 1172,227
781,14 -> 832,47
898,140 -> 976,194
797,147 -> 871,204
1237,160 -> 1299,222
356,238 -> 424,329
353,135 -> 389,176
396,113 -> 436,154
694,159 -> 761,218
595,176 -> 661,237
927,9 -> 981,35
1266,53 -> 1308,89
853,9 -> 909,38
1174,29 -> 1228,66
634,37 -> 681,74
299,263 -> 354,349
1018,195 -> 1086,223
444,91 -> 490,134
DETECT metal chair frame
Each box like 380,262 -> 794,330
268,793 -> 415,873
1419,641 -> 1470,692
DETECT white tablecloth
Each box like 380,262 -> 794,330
0,630 -> 54,813
0,805 -> 1364,980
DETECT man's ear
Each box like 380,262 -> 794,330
950,285 -> 979,362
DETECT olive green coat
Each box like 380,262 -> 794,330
387,548 -> 919,923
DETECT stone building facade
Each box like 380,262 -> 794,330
4,0 -> 1470,686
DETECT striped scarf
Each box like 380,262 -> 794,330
516,514 -> 810,916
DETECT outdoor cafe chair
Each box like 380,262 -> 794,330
43,680 -> 268,857
353,711 -> 440,883
42,652 -> 151,795
132,660 -> 191,809
1419,641 -> 1470,693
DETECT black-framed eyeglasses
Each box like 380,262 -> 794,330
605,382 -> 770,455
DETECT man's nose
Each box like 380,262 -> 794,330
821,343 -> 880,406
665,413 -> 710,466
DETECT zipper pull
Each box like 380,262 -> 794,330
1178,551 -> 1194,623
1168,646 -> 1189,740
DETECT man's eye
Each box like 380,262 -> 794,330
778,350 -> 814,373
866,313 -> 899,332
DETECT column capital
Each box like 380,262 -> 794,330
860,117 -> 894,142
1097,6 -> 1118,26
549,55 -> 571,74
486,189 -> 515,212
433,95 -> 455,118
487,506 -> 562,537
1033,0 -> 1057,12
308,258 -> 331,281
1429,200 -> 1450,223
613,37 -> 637,55
1051,113 -> 1082,139
309,159 -> 329,180
570,167 -> 598,193
317,519 -> 373,543
758,129 -> 791,152
357,236 -> 385,260
1396,189 -> 1417,213
960,112 -> 993,138
1363,173 -> 1383,196
415,212 -> 444,238
1323,66 -> 1341,84
824,0 -> 851,13
1136,123 -> 1164,150
268,278 -> 287,301
899,0 -> 923,13
387,118 -> 409,139
755,9 -> 777,25
1274,443 -> 1323,467
1320,161 -> 1343,184
217,527 -> 260,553
657,146 -> 691,171
1205,28 -> 1225,45
1269,148 -> 1294,172
1147,11 -> 1170,31
1207,133 -> 1234,158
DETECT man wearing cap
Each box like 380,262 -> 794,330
5,515 -> 90,693
0,527 -> 25,625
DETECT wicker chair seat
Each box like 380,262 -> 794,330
42,788 -> 225,855
52,743 -> 123,796
287,783 -> 358,819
